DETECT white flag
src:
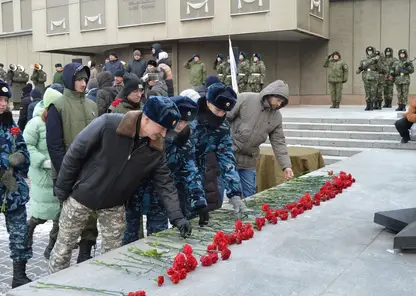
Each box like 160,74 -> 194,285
229,37 -> 239,94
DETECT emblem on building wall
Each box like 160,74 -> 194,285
50,18 -> 66,31
310,0 -> 321,12
238,0 -> 263,10
84,13 -> 102,26
186,0 -> 209,14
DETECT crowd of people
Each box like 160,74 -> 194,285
0,43 -> 293,289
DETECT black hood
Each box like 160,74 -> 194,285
0,110 -> 13,127
331,51 -> 341,59
152,43 -> 162,58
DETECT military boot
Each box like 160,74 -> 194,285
43,239 -> 56,260
396,104 -> 405,111
77,239 -> 95,263
330,102 -> 336,108
11,260 -> 31,288
26,218 -> 37,247
364,102 -> 371,111
374,101 -> 381,110
388,100 -> 393,108
335,102 -> 340,109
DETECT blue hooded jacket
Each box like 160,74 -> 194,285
62,63 -> 90,91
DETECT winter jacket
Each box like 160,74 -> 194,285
27,99 -> 42,121
189,98 -> 242,200
147,80 -> 168,97
53,71 -> 64,85
17,93 -> 32,131
195,85 -> 208,99
227,81 -> 291,170
96,72 -> 118,116
11,70 -> 29,103
55,111 -> 185,224
87,88 -> 98,102
392,50 -> 415,85
127,59 -> 147,78
46,63 -> 97,174
323,53 -> 349,83
109,99 -> 141,114
30,70 -> 47,94
0,68 -> 7,81
184,61 -> 207,87
103,59 -> 124,76
90,67 -> 98,80
248,60 -> 267,85
158,57 -> 174,96
203,152 -> 221,211
23,101 -> 60,220
138,126 -> 207,219
0,111 -> 30,212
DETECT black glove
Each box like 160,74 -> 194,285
174,218 -> 192,238
327,54 -> 332,59
188,57 -> 194,63
404,62 -> 410,67
197,207 -> 209,227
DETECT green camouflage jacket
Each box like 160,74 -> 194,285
237,60 -> 250,85
248,60 -> 267,84
324,58 -> 348,83
358,55 -> 380,81
392,59 -> 415,85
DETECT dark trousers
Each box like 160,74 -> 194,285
30,217 -> 59,242
5,205 -> 33,261
395,117 -> 413,139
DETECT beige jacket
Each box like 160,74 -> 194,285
227,81 -> 291,170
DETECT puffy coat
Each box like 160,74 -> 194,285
103,59 -> 124,76
0,111 -> 30,212
96,71 -> 118,116
24,101 -> 60,220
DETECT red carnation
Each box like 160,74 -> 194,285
179,269 -> 187,280
111,98 -> 122,107
200,255 -> 213,267
279,211 -> 289,220
157,275 -> 164,287
261,203 -> 270,212
10,127 -> 21,136
170,272 -> 181,284
173,253 -> 186,270
207,243 -> 217,252
271,216 -> 278,225
291,208 -> 299,218
209,252 -> 219,264
167,267 -> 175,275
183,244 -> 193,256
235,220 -> 243,230
221,247 -> 231,260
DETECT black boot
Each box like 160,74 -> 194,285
401,137 -> 410,143
12,260 -> 31,288
77,239 -> 95,263
330,102 -> 336,108
402,104 -> 407,111
335,102 -> 340,109
365,102 -> 370,111
375,102 -> 382,110
396,104 -> 403,111
26,218 -> 37,247
43,239 -> 56,260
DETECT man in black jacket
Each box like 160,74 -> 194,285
17,83 -> 33,131
127,50 -> 147,79
48,96 -> 192,274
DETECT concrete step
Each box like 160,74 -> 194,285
284,129 -> 401,141
283,122 -> 397,133
286,136 -> 416,149
287,145 -> 366,157
283,117 -> 397,125
323,155 -> 347,165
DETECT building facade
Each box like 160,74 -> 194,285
1,0 -> 415,104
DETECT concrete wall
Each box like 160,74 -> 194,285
328,0 -> 416,103
0,34 -> 84,85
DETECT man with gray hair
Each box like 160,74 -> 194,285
227,80 -> 294,198
127,49 -> 147,78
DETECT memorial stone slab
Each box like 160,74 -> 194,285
394,221 -> 416,250
374,208 -> 416,232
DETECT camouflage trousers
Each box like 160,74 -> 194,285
29,216 -> 59,243
4,205 -> 33,261
383,81 -> 394,102
238,82 -> 249,93
363,80 -> 378,103
396,83 -> 410,105
376,80 -> 385,103
48,197 -> 125,274
328,82 -> 343,104
249,83 -> 263,93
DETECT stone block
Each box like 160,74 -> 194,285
374,208 -> 416,232
394,221 -> 416,250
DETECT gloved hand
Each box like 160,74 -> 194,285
197,207 -> 209,227
9,153 -> 25,167
174,218 -> 192,238
141,73 -> 149,82
0,170 -> 17,192
327,54 -> 332,59
188,57 -> 194,63
230,196 -> 249,219
404,62 -> 410,67
43,159 -> 52,169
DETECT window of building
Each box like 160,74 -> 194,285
20,0 -> 32,30
1,0 -> 14,33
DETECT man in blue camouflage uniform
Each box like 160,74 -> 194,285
0,80 -> 33,288
189,83 -> 248,225
123,96 -> 207,243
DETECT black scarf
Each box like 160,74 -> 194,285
0,110 -> 13,127
196,97 -> 225,129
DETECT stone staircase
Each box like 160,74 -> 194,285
280,116 -> 416,165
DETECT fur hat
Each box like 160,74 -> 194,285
0,80 -> 11,99
205,75 -> 221,87
180,89 -> 201,103
30,88 -> 42,99
109,52 -> 118,59
147,60 -> 158,67
142,96 -> 181,130
206,83 -> 237,112
171,96 -> 199,122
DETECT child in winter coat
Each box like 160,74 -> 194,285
0,80 -> 32,288
24,86 -> 62,259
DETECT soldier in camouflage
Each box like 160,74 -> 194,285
374,51 -> 388,110
189,83 -> 249,223
30,65 -> 47,94
224,56 -> 232,87
0,80 -> 33,288
248,53 -> 267,93
214,54 -> 227,83
0,63 -> 7,81
382,48 -> 397,108
323,51 -> 348,108
123,96 -> 207,243
356,46 -> 380,111
391,49 -> 414,111
237,52 -> 250,93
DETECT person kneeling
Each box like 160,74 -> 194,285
395,98 -> 416,143
48,96 -> 191,274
